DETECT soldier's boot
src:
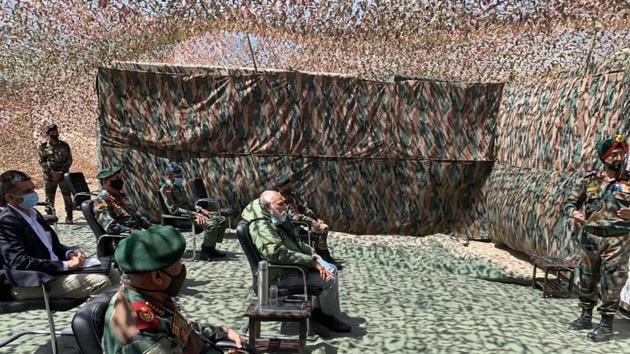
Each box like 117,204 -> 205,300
65,210 -> 73,224
199,246 -> 212,261
209,247 -> 226,258
568,309 -> 593,330
587,315 -> 614,342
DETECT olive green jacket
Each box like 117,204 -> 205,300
241,199 -> 316,280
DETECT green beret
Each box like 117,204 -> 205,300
597,134 -> 628,161
114,225 -> 186,273
97,165 -> 122,180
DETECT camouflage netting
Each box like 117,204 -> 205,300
1,1 -> 629,257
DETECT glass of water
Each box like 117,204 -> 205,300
269,285 -> 278,308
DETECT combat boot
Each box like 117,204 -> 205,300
209,247 -> 226,258
199,246 -> 212,261
587,314 -> 614,342
65,211 -> 73,224
567,309 -> 592,330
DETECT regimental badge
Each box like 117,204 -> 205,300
586,185 -> 601,193
132,301 -> 159,331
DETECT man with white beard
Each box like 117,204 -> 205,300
241,190 -> 351,333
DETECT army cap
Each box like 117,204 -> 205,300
115,225 -> 186,273
44,123 -> 58,134
598,134 -> 628,161
97,165 -> 122,180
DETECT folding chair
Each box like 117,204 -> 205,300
80,200 -> 127,257
156,190 -> 199,260
0,269 -> 84,354
188,178 -> 236,228
63,172 -> 95,211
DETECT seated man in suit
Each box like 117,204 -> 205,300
94,165 -> 152,234
160,163 -> 226,260
0,170 -> 113,299
275,176 -> 343,268
241,190 -> 351,333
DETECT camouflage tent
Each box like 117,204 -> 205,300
98,58 -> 629,260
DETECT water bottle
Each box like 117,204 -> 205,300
269,285 -> 278,308
257,261 -> 269,305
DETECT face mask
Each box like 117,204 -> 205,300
161,265 -> 186,297
271,209 -> 288,223
605,160 -> 623,172
110,179 -> 124,191
17,191 -> 39,209
49,134 -> 59,141
173,177 -> 184,186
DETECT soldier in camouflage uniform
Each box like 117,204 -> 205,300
102,225 -> 244,354
38,124 -> 73,223
159,163 -> 226,261
275,176 -> 343,269
564,134 -> 630,342
93,166 -> 152,235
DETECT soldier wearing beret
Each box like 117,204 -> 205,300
38,124 -> 73,223
93,165 -> 152,235
564,134 -> 630,342
102,225 -> 244,353
275,176 -> 343,269
159,163 -> 226,261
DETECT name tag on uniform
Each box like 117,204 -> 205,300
586,186 -> 601,193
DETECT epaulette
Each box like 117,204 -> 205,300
132,301 -> 159,331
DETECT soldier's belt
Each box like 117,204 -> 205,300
584,225 -> 630,237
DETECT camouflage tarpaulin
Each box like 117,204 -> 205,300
98,62 -> 502,235
486,69 -> 630,258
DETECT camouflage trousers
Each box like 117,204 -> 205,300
196,215 -> 227,248
577,230 -> 630,315
44,179 -> 73,217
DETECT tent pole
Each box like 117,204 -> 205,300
246,33 -> 259,72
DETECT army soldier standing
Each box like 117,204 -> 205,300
564,134 -> 630,342
159,163 -> 226,261
38,124 -> 73,223
102,225 -> 244,353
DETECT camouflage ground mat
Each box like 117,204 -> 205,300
3,224 -> 630,354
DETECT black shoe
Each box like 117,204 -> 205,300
568,309 -> 593,330
199,247 -> 212,261
209,247 -> 226,258
311,309 -> 351,333
587,315 -> 614,342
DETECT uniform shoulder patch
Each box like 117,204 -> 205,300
132,301 -> 159,331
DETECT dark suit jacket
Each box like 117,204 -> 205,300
0,206 -> 70,275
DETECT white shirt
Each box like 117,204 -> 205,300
8,205 -> 70,271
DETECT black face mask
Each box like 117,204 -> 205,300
605,160 -> 623,172
110,179 -> 124,191
161,265 -> 186,297
49,134 -> 59,141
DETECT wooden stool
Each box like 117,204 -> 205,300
531,255 -> 576,298
243,299 -> 312,353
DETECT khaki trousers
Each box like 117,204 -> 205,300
11,269 -> 120,300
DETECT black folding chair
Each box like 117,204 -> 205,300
63,172 -> 94,211
188,178 -> 236,228
80,200 -> 127,257
156,190 -> 200,260
0,270 -> 84,354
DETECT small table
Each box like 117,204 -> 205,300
243,299 -> 312,353
531,255 -> 576,298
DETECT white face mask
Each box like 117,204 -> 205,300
271,209 -> 288,223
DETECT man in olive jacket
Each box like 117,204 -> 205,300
241,190 -> 350,333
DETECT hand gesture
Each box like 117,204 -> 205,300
618,208 -> 630,220
572,210 -> 587,225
